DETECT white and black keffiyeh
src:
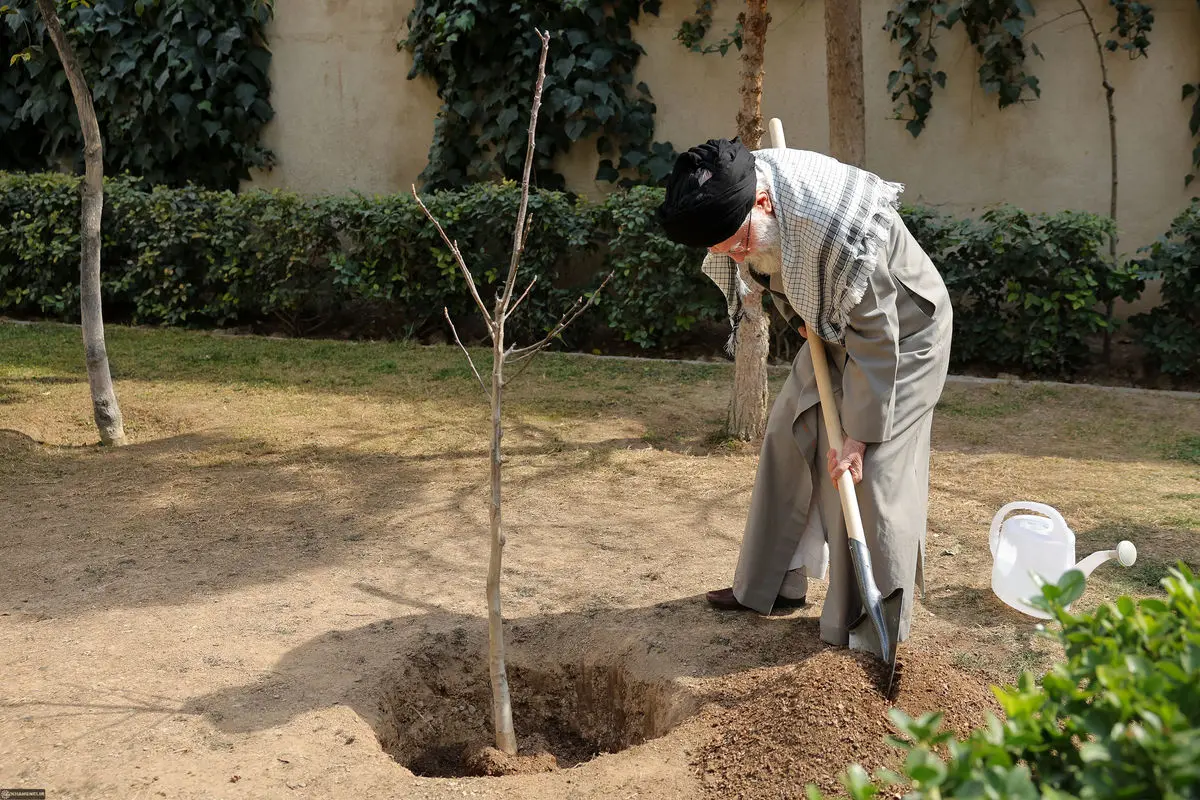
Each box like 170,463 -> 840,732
702,148 -> 904,348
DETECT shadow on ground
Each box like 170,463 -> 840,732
182,589 -> 826,741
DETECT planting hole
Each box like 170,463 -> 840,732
376,638 -> 697,777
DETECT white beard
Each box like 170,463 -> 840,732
744,210 -> 783,276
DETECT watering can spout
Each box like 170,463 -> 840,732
1075,540 -> 1138,578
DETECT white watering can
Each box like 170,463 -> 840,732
990,502 -> 1137,619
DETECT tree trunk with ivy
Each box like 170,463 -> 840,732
825,0 -> 866,168
34,0 -> 126,446
1075,0 -> 1119,363
728,0 -> 770,442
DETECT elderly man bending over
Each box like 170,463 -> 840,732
656,137 -> 953,647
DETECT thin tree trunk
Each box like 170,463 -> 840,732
825,0 -> 866,167
1076,0 -> 1119,363
729,0 -> 770,442
35,0 -> 125,445
416,31 -> 606,756
728,274 -> 769,440
488,328 -> 516,755
736,0 -> 768,150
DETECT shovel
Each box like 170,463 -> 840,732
767,118 -> 902,694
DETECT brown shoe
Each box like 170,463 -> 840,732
705,587 -> 807,611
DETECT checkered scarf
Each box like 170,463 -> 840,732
702,148 -> 903,349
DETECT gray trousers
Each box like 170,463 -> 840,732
731,365 -> 933,645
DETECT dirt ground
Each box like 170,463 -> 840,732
1,322 -> 1197,799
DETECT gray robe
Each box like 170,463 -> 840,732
730,213 -> 952,645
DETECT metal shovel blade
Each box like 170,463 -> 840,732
846,538 -> 904,694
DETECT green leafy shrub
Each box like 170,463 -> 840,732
596,185 -> 722,349
0,0 -> 274,189
904,204 -> 1143,376
0,172 -> 612,342
2,174 -> 1166,372
809,564 -> 1200,799
1131,199 -> 1200,379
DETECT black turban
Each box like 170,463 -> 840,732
656,137 -> 757,248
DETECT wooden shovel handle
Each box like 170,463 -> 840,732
767,117 -> 868,547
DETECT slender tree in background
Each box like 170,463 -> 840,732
825,0 -> 866,168
727,0 -> 770,441
31,0 -> 126,445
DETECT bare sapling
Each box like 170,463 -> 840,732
411,28 -> 611,755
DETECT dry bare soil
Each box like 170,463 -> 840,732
1,321 -> 1197,799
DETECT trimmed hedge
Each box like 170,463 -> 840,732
903,204 -> 1144,376
0,171 -> 724,351
0,172 -> 1185,378
1131,199 -> 1200,378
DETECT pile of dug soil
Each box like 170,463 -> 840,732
693,648 -> 1000,799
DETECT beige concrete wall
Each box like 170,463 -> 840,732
249,0 -> 1200,262
247,0 -> 439,197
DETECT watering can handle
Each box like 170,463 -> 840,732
989,501 -> 1071,557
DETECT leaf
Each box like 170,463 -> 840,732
565,118 -> 586,141
197,28 -> 212,47
234,82 -> 257,110
589,47 -> 613,70
840,764 -> 878,798
245,47 -> 271,76
1002,18 -> 1025,38
565,28 -> 588,50
905,749 -> 947,785
595,160 -> 620,182
495,106 -> 519,130
216,28 -> 240,55
1079,741 -> 1111,763
555,55 -> 576,79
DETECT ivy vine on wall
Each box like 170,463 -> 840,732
883,0 -> 1044,137
883,0 -> 1197,184
0,0 -> 275,190
399,0 -> 677,191
676,0 -> 742,55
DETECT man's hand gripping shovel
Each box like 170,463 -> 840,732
810,330 -> 903,696
768,118 -> 902,696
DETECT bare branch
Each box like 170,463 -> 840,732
413,185 -> 494,329
507,276 -> 539,319
508,271 -> 614,365
499,28 -> 552,312
444,308 -> 491,400
1026,9 -> 1083,38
